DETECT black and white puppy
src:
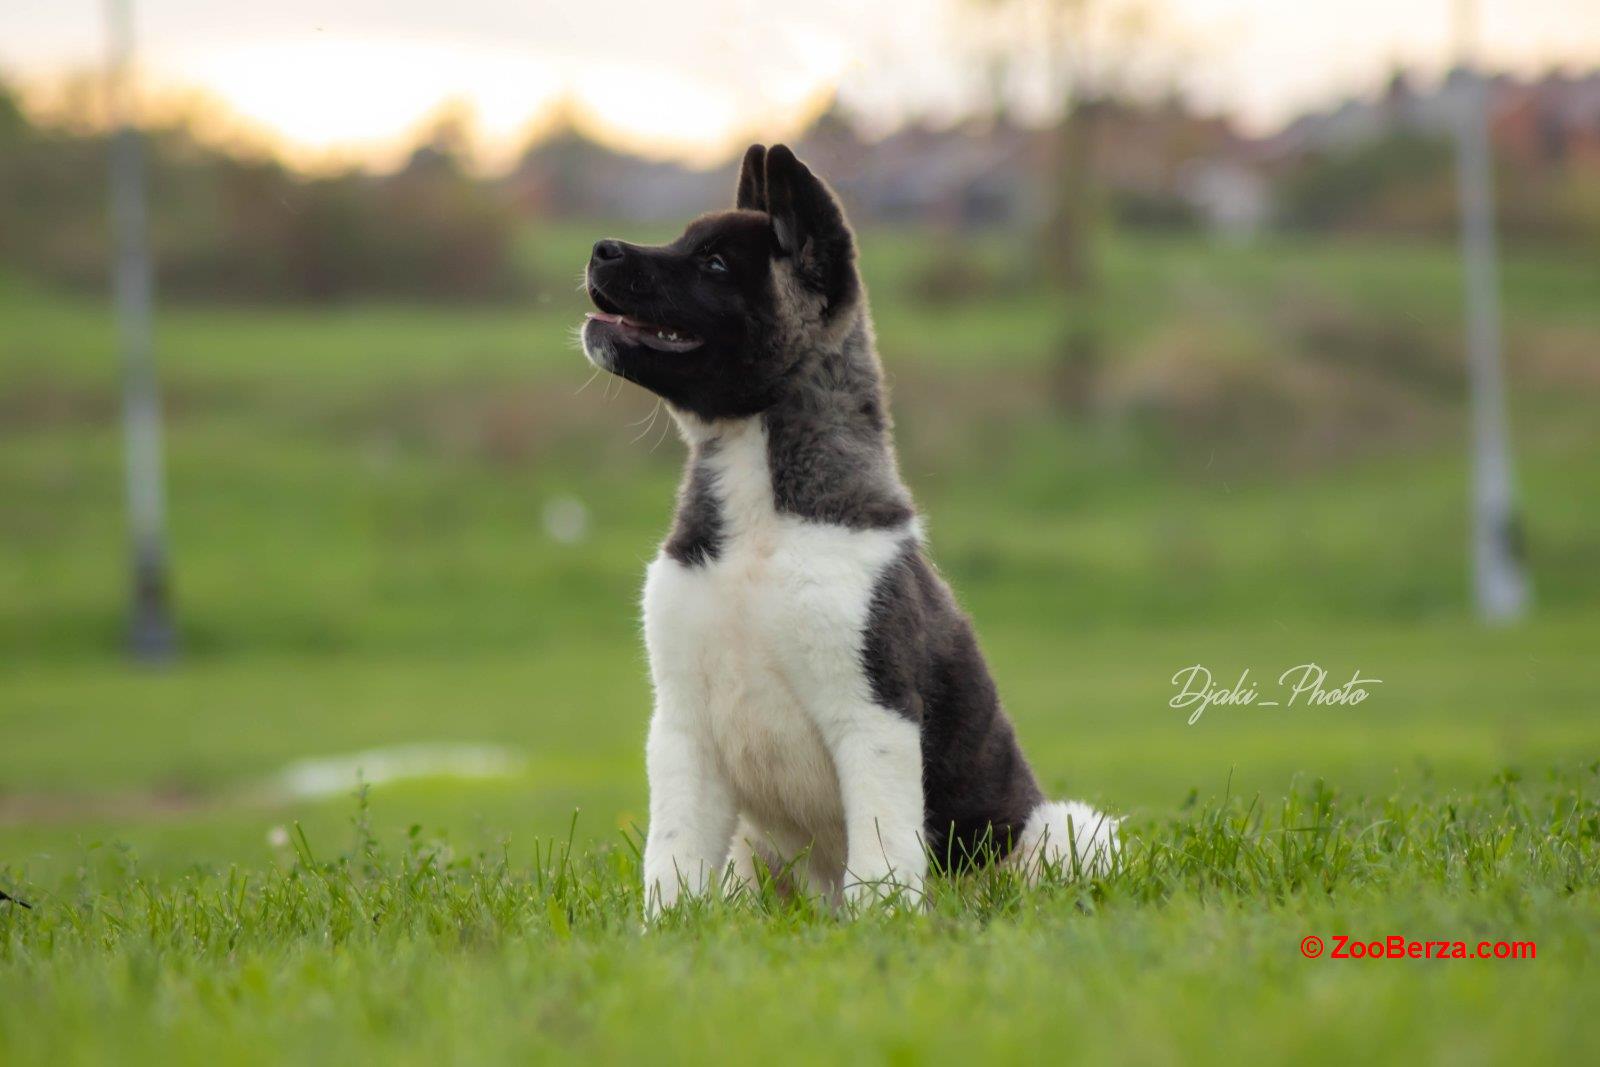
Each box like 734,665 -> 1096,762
581,144 -> 1118,914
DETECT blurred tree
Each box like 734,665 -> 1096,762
0,84 -> 527,303
971,0 -> 1169,414
1278,135 -> 1457,235
0,80 -> 24,139
972,0 -> 1153,285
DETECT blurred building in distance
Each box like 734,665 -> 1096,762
3,63 -> 1599,304
505,96 -> 1268,237
1266,68 -> 1600,240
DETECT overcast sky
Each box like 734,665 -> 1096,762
3,0 -> 1598,168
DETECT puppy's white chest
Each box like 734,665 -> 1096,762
644,524 -> 890,831
640,420 -> 908,837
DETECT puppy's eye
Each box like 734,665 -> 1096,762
704,254 -> 729,274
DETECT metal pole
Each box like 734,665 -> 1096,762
1453,0 -> 1528,624
107,0 -> 176,660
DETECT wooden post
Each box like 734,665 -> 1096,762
1453,0 -> 1528,624
107,0 -> 177,660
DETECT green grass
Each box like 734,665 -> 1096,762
4,775 -> 1598,1063
3,227 -> 1600,1062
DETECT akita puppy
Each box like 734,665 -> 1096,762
580,144 -> 1117,914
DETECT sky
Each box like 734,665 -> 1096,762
3,0 -> 1598,170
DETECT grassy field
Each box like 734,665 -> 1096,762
3,777 -> 1597,1064
3,226 -> 1599,1062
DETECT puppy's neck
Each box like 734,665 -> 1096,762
671,312 -> 914,535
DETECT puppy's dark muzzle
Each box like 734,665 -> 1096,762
587,239 -> 639,312
589,238 -> 635,282
587,278 -> 625,317
583,239 -> 705,355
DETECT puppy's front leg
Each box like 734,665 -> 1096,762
826,708 -> 927,909
642,710 -> 736,918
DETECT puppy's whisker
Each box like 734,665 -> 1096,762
650,405 -> 673,452
630,399 -> 663,445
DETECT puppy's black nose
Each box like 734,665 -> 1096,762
592,239 -> 625,264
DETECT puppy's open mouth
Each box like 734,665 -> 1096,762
585,311 -> 704,354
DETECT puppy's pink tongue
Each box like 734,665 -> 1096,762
586,312 -> 624,324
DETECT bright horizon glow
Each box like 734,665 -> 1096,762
149,31 -> 847,171
167,37 -> 567,170
3,0 -> 1598,171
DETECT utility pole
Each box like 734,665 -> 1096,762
1453,0 -> 1528,624
107,0 -> 177,660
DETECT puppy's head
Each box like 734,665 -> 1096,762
581,144 -> 860,420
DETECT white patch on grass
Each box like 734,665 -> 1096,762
542,495 -> 590,544
274,743 -> 527,801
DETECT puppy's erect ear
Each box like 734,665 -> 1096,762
735,144 -> 767,211
763,144 -> 857,310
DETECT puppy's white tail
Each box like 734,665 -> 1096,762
1006,799 -> 1120,881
